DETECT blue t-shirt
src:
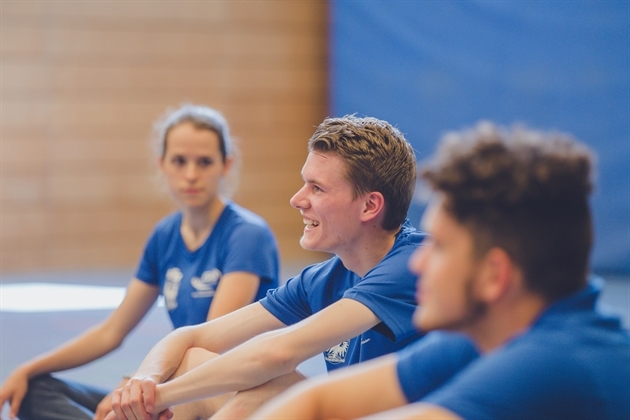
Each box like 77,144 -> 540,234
421,277 -> 630,420
396,331 -> 479,403
260,220 -> 425,371
136,202 -> 279,328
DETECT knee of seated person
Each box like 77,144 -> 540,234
172,347 -> 220,378
184,347 -> 219,364
26,373 -> 57,391
211,395 -> 258,420
18,375 -> 58,418
213,372 -> 306,420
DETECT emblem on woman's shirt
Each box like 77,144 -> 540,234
164,267 -> 183,310
191,269 -> 222,298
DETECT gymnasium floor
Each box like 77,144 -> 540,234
1,268 -> 628,418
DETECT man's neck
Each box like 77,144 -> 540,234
338,226 -> 398,277
468,293 -> 548,354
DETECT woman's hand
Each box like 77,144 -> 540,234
0,367 -> 30,419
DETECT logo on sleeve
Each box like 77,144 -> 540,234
324,341 -> 349,364
191,269 -> 222,298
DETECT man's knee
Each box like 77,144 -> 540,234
211,371 -> 306,420
171,347 -> 219,379
172,393 -> 234,420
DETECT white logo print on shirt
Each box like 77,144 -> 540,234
164,268 -> 183,310
191,269 -> 222,298
324,341 -> 350,364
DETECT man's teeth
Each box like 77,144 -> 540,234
304,219 -> 320,227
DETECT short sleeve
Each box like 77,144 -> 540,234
259,269 -> 314,326
396,332 -> 479,403
220,221 -> 278,284
421,340 -> 597,420
135,227 -> 160,286
343,244 -> 420,341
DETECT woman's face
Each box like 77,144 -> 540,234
159,121 -> 231,211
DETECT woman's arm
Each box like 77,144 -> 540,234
108,302 -> 286,418
0,278 -> 159,418
206,272 -> 260,321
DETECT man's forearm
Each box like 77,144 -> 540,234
153,329 -> 305,410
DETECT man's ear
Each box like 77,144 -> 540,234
477,248 -> 515,302
360,191 -> 385,223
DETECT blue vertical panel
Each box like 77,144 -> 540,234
331,0 -> 630,273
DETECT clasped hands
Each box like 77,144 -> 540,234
104,377 -> 173,420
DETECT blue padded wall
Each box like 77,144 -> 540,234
330,0 -> 629,273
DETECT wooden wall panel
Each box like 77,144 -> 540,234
1,0 -> 329,273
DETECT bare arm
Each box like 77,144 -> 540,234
107,302 -> 286,418
361,403 -> 462,420
95,273 -> 258,420
121,301 -> 286,389
251,353 -> 408,419
206,272 -> 261,321
0,279 -> 159,418
152,298 -> 380,411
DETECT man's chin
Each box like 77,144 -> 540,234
412,309 -> 427,331
413,310 -> 449,333
299,237 -> 315,251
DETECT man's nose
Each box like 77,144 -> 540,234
290,185 -> 308,209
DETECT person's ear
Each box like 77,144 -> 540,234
477,247 -> 515,302
360,191 -> 385,222
222,156 -> 234,176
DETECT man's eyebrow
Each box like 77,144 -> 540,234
304,176 -> 322,186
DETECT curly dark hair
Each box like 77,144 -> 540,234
308,115 -> 417,231
421,121 -> 595,301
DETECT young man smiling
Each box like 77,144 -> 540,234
252,121 -> 630,420
104,115 -> 426,420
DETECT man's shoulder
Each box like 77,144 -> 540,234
367,224 -> 427,276
395,221 -> 429,248
484,316 -> 630,386
294,256 -> 348,281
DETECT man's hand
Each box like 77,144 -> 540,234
108,377 -> 159,420
0,368 -> 29,419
